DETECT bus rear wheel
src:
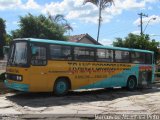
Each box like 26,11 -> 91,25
127,77 -> 137,91
54,78 -> 69,96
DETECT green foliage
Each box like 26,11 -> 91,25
0,18 -> 6,59
48,13 -> 73,35
113,33 -> 159,61
0,72 -> 5,81
11,13 -> 67,40
5,34 -> 12,46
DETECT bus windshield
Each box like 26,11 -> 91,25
8,42 -> 28,67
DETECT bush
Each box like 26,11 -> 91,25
0,72 -> 5,81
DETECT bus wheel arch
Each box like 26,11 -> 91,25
127,75 -> 137,91
53,77 -> 71,96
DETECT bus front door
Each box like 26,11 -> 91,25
29,66 -> 48,92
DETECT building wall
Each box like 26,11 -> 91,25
78,37 -> 96,44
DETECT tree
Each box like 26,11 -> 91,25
0,18 -> 6,59
49,14 -> 67,24
11,13 -> 67,40
48,13 -> 73,35
84,0 -> 114,42
5,34 -> 12,46
113,33 -> 159,62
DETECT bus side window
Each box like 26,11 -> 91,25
50,45 -> 72,60
97,49 -> 113,62
115,50 -> 129,63
145,53 -> 152,64
74,47 -> 95,61
131,52 -> 145,64
31,46 -> 47,66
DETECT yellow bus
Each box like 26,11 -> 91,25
5,38 -> 155,95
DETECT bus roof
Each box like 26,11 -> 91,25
14,38 -> 154,54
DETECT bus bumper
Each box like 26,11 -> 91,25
4,80 -> 29,92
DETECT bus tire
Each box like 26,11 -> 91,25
53,78 -> 69,96
127,76 -> 137,91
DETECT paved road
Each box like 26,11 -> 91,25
0,86 -> 160,119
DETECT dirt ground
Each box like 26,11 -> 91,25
0,84 -> 160,120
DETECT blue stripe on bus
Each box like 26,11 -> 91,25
79,65 -> 139,89
4,80 -> 29,92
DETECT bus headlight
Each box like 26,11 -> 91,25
17,76 -> 22,81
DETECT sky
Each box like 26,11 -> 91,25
0,0 -> 160,45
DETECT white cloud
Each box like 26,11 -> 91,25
148,6 -> 153,10
42,0 -> 102,23
115,0 -> 145,10
131,30 -> 140,35
71,22 -> 78,29
0,0 -> 21,10
144,0 -> 159,3
12,21 -> 19,25
0,0 -> 159,24
150,34 -> 160,36
42,0 -> 158,24
42,0 -> 121,24
133,19 -> 140,26
21,0 -> 40,9
99,39 -> 114,46
0,0 -> 40,10
133,15 -> 160,26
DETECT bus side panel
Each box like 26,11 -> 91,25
112,65 -> 139,87
79,64 -> 139,89
42,61 -> 91,92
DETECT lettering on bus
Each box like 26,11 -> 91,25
6,68 -> 19,73
139,66 -> 152,71
75,75 -> 109,79
68,62 -> 132,74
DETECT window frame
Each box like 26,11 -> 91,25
29,42 -> 153,65
7,41 -> 30,68
73,46 -> 96,62
49,44 -> 73,61
130,51 -> 147,64
114,50 -> 130,63
96,48 -> 114,63
30,42 -> 48,66
145,53 -> 153,65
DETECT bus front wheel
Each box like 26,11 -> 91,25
54,78 -> 69,96
127,76 -> 137,91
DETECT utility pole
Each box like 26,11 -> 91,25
138,13 -> 148,36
